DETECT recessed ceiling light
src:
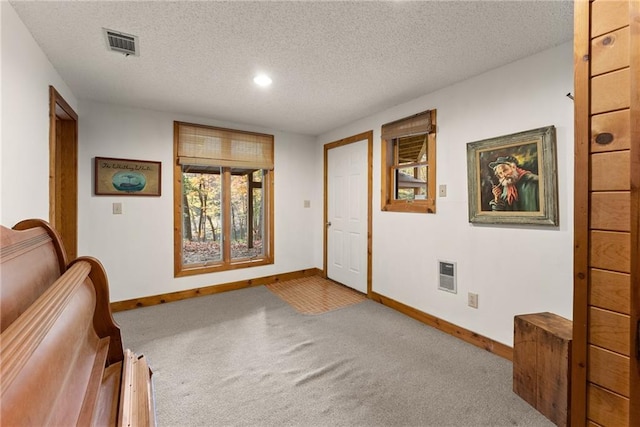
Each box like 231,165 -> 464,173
253,74 -> 272,87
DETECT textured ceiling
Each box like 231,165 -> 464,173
10,1 -> 574,136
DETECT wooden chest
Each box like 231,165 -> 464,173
513,312 -> 572,426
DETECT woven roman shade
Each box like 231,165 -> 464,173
381,110 -> 432,140
177,122 -> 274,170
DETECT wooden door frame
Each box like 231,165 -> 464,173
570,1 -> 590,423
572,0 -> 640,424
49,86 -> 78,260
323,130 -> 373,297
629,0 -> 640,423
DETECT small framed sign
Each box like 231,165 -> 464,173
94,157 -> 161,196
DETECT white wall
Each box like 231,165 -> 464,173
2,2 -> 317,303
1,2 -> 77,226
2,0 -> 573,347
316,42 -> 574,346
78,101 -> 318,302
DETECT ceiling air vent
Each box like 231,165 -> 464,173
103,28 -> 139,56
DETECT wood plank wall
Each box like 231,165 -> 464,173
573,0 -> 639,425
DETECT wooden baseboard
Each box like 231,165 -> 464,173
370,291 -> 513,361
110,268 -> 322,312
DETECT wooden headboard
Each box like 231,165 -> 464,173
0,219 -> 68,332
0,219 -> 155,426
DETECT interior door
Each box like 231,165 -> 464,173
327,138 -> 368,293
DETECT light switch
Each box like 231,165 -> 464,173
439,185 -> 447,197
112,202 -> 123,214
304,200 -> 311,208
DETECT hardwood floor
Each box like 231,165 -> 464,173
266,276 -> 365,314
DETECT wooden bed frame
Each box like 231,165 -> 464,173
0,219 -> 155,426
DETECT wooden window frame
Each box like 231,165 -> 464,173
173,122 -> 274,277
381,109 -> 437,213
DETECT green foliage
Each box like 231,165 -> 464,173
183,171 -> 221,242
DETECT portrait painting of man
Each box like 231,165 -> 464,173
478,143 -> 540,213
488,155 -> 539,211
466,126 -> 558,226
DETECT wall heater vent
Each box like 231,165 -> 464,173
438,260 -> 457,294
103,28 -> 139,56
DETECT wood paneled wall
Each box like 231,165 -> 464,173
572,0 -> 639,425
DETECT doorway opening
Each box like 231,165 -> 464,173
49,86 -> 78,259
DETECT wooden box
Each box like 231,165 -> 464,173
513,312 -> 572,426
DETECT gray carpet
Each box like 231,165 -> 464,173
114,286 -> 553,427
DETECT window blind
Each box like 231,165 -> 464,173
381,110 -> 432,140
177,122 -> 274,170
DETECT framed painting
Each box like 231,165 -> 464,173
95,157 -> 161,196
466,125 -> 558,225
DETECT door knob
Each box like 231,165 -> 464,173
326,222 -> 332,227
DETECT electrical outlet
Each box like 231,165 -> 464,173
112,202 -> 123,215
468,292 -> 478,309
303,200 -> 311,208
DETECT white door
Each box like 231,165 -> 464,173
327,139 -> 368,293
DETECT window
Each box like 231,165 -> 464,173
174,122 -> 274,276
381,109 -> 436,213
